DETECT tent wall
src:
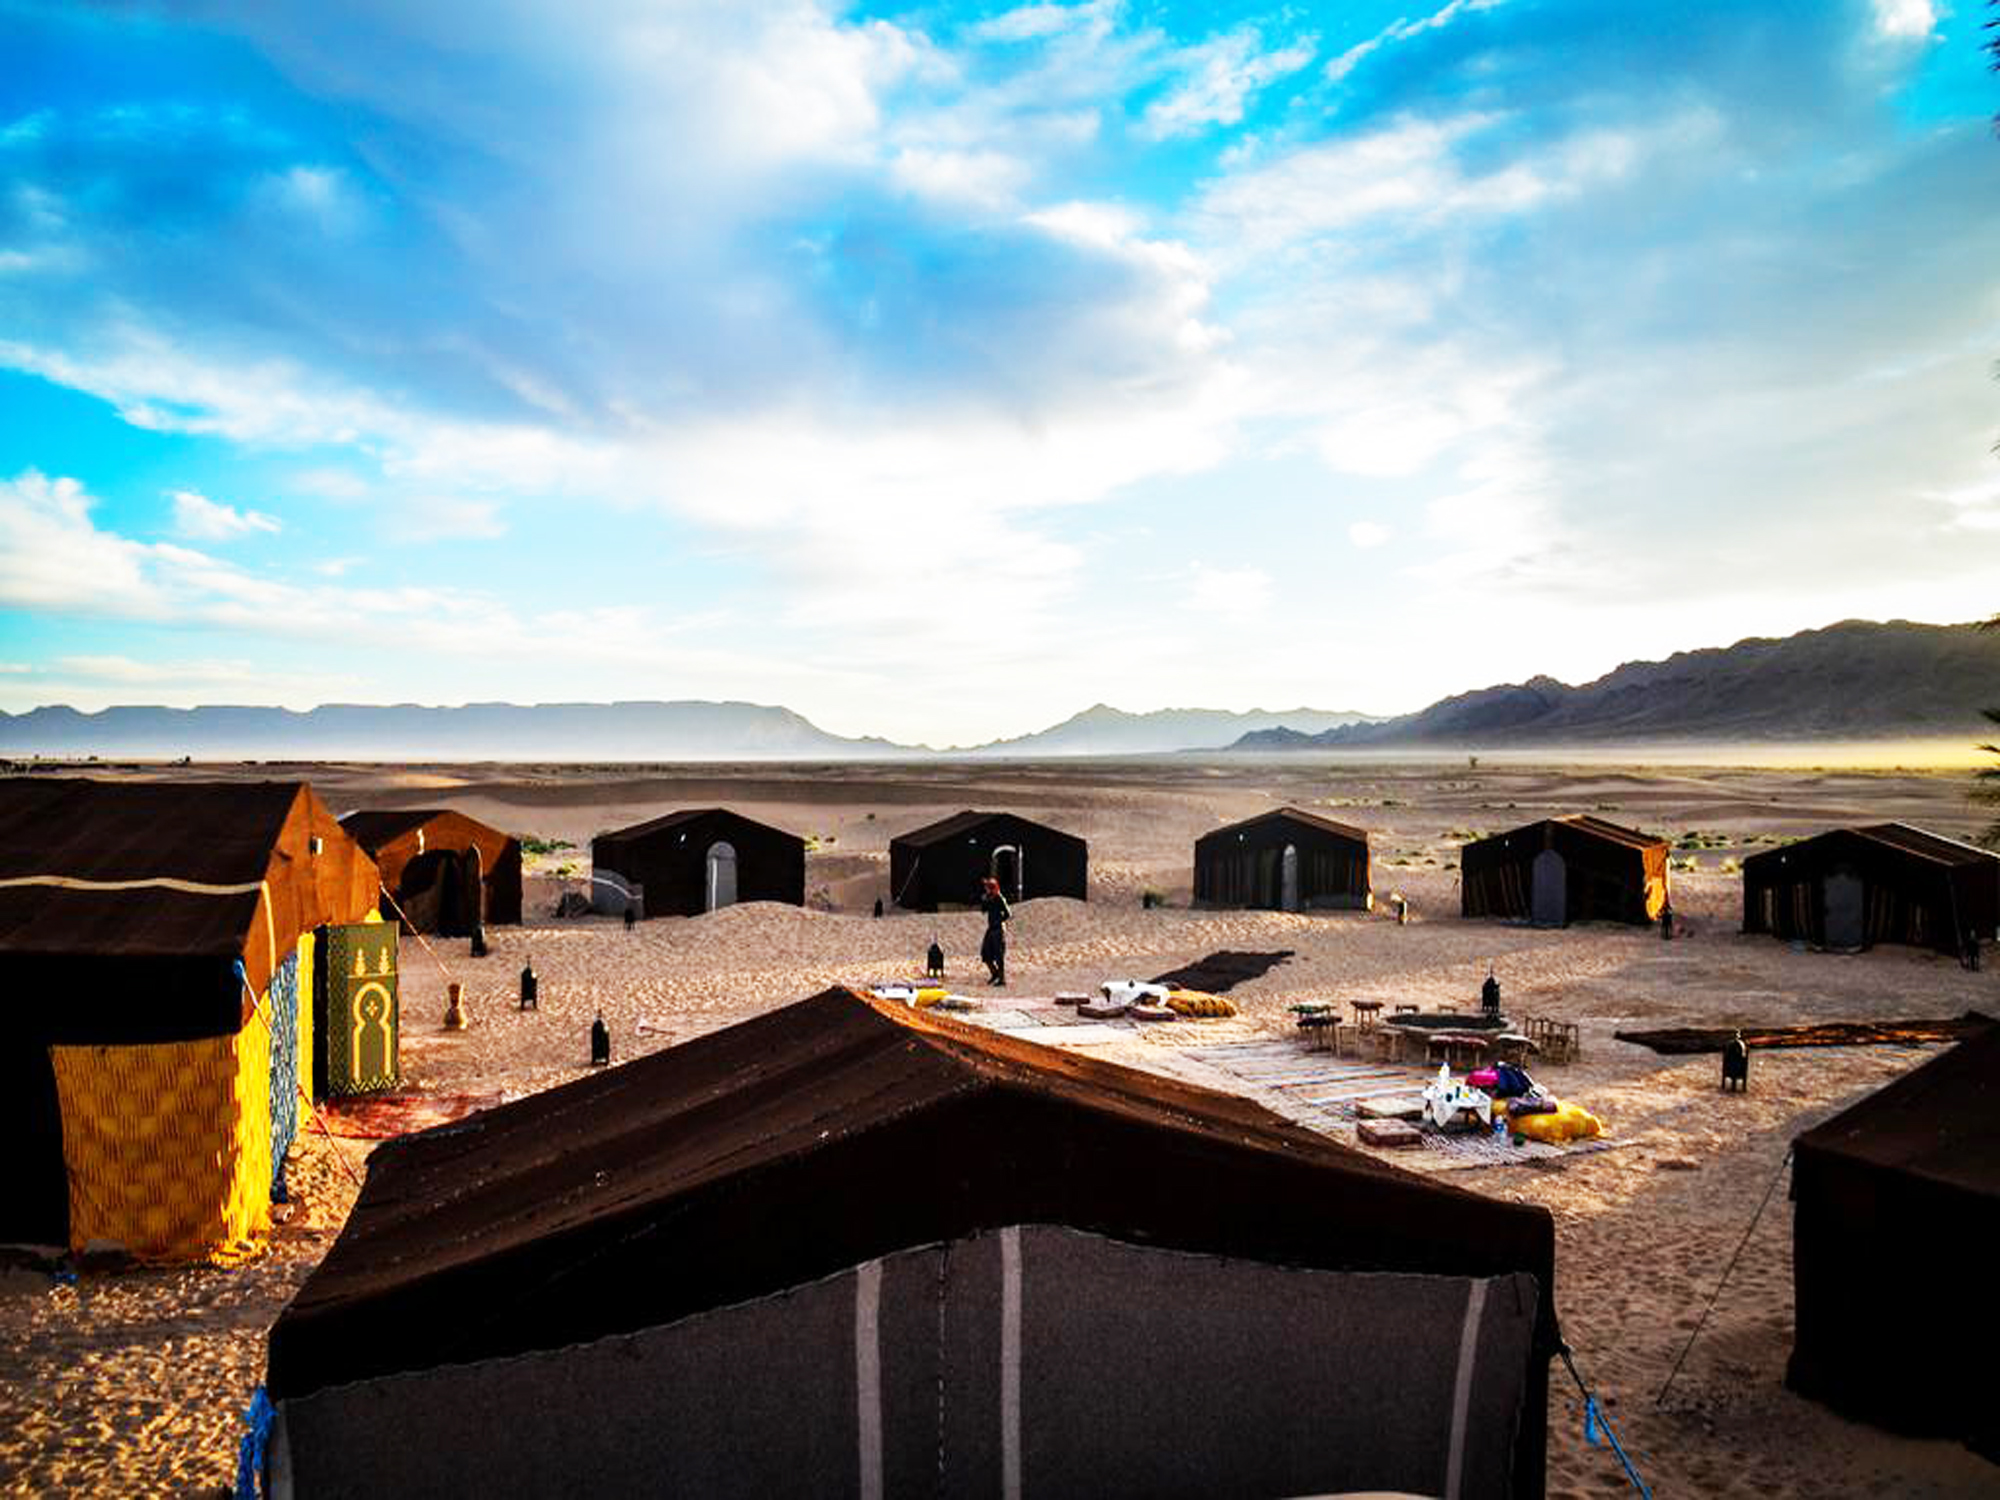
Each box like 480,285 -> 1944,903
591,810 -> 805,919
1788,1155 -> 1999,1451
889,812 -> 1089,911
273,1227 -> 1541,1500
1742,829 -> 1998,954
49,1019 -> 273,1261
1193,812 -> 1369,910
1461,818 -> 1667,926
1787,1026 -> 2000,1454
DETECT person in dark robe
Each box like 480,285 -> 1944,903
1480,966 -> 1501,1018
926,939 -> 946,978
978,876 -> 1011,986
624,904 -> 637,931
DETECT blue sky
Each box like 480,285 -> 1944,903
0,0 -> 1994,745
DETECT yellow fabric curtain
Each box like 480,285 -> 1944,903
50,1020 -> 273,1264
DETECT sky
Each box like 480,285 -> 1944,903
0,0 -> 1995,746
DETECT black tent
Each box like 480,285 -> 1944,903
889,809 -> 1087,910
339,809 -> 523,933
0,779 -> 379,1249
1742,823 -> 1999,955
263,988 -> 1558,1499
1460,815 -> 1669,927
1788,1021 -> 2000,1454
1192,806 -> 1370,911
590,808 -> 804,919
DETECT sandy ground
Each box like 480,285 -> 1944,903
2,757 -> 1996,1497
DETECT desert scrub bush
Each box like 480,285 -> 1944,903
1444,827 -> 1479,842
1719,858 -> 1741,875
519,834 -> 575,857
1675,830 -> 1731,850
1141,888 -> 1166,909
1670,855 -> 1699,873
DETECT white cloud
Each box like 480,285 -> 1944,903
1870,0 -> 1939,42
1185,562 -> 1272,617
1348,520 -> 1391,548
171,489 -> 281,540
969,3 -> 1099,44
1326,0 -> 1506,83
0,471 -> 171,614
889,146 -> 1030,207
1142,30 -> 1317,140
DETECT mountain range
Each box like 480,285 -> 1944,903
960,704 -> 1374,756
1,618 -> 1991,761
1232,619 -> 1999,750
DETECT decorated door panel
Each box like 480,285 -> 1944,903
314,923 -> 400,1098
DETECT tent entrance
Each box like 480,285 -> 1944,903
1531,850 -> 1567,927
1280,844 -> 1300,912
706,842 -> 739,912
1823,866 -> 1865,951
990,845 -> 1023,902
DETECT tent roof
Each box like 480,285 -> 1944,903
269,987 -> 1555,1397
1744,822 -> 2000,874
1199,805 -> 1370,845
1853,822 -> 1998,868
0,778 -> 304,959
1466,814 -> 1665,855
1794,1022 -> 2000,1198
594,807 -> 798,846
893,808 -> 1084,848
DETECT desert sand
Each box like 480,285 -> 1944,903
3,755 -> 1996,1497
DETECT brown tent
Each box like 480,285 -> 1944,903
1193,806 -> 1371,911
1742,823 -> 1999,954
339,808 -> 523,933
0,779 -> 378,1251
263,988 -> 1558,1499
890,809 -> 1088,910
590,808 -> 804,919
1460,815 -> 1669,927
1788,1021 -> 2000,1455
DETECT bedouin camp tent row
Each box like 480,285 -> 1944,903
582,803 -> 1998,957
261,987 -> 1559,1500
0,779 -> 405,1260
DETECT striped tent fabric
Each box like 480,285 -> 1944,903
267,949 -> 301,1193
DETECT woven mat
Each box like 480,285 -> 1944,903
317,1091 -> 506,1139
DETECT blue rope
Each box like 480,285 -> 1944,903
234,1384 -> 275,1499
1561,1345 -> 1652,1498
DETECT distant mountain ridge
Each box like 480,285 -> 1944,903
0,700 -> 912,761
964,703 -> 1376,756
1232,620 -> 2000,750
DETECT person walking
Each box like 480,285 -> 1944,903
978,876 -> 1011,986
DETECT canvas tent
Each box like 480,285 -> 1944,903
590,808 -> 804,919
1742,823 -> 1999,954
262,988 -> 1558,1499
0,778 -> 379,1256
1460,815 -> 1669,928
338,808 -> 522,933
1193,806 -> 1371,911
889,809 -> 1088,910
1788,1021 -> 2000,1455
